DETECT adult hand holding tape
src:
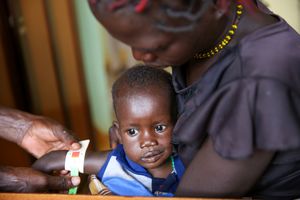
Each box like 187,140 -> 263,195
32,139 -> 91,194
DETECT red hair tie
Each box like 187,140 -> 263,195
135,0 -> 148,13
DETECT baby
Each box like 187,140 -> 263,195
33,65 -> 184,196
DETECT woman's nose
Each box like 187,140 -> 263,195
131,48 -> 157,63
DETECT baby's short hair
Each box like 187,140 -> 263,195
112,65 -> 176,117
112,65 -> 174,101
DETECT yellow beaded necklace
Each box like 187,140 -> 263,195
194,3 -> 243,60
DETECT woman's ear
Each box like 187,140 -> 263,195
214,0 -> 232,19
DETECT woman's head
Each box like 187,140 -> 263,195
111,65 -> 176,170
88,0 -> 234,67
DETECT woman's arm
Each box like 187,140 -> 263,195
0,165 -> 79,192
175,138 -> 274,197
0,106 -> 80,158
32,150 -> 111,175
0,107 -> 34,144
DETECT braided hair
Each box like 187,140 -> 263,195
88,0 -> 210,33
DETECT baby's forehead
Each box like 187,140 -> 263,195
115,86 -> 170,107
114,90 -> 172,118
118,85 -> 164,98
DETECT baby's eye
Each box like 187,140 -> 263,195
155,125 -> 166,133
126,128 -> 138,136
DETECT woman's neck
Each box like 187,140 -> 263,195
184,1 -> 237,86
184,1 -> 278,87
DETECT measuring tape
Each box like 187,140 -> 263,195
64,139 -> 90,194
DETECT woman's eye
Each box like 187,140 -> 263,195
155,125 -> 166,133
126,128 -> 138,136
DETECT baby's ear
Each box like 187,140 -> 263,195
113,121 -> 122,144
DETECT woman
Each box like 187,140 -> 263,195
88,0 -> 300,198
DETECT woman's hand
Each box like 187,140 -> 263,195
20,116 -> 81,158
0,107 -> 81,158
0,166 -> 80,193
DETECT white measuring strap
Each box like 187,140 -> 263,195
65,139 -> 90,173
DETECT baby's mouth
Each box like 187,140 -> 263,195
141,150 -> 164,163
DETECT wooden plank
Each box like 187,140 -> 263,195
44,0 -> 93,141
0,0 -> 17,108
0,0 -> 31,167
0,40 -> 16,108
18,0 -> 65,122
0,193 -> 229,200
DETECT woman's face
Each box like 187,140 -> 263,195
108,20 -> 197,68
90,2 -> 204,68
127,27 -> 198,68
89,0 -> 231,68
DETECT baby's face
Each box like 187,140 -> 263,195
115,88 -> 174,171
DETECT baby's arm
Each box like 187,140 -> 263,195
32,150 -> 111,175
32,150 -> 66,173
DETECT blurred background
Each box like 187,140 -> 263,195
0,0 -> 299,167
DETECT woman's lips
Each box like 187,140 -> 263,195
141,150 -> 163,163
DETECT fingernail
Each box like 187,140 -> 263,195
71,177 -> 81,186
71,143 -> 81,150
60,170 -> 69,175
